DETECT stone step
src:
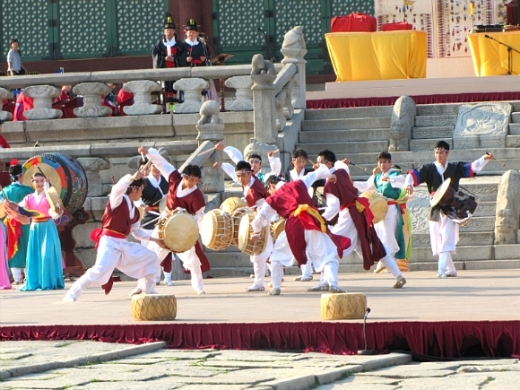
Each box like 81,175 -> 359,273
409,245 -> 493,262
510,112 -> 520,123
415,115 -> 457,127
412,232 -> 494,247
416,104 -> 461,116
412,126 -> 454,139
410,138 -> 453,151
404,259 -> 520,272
302,117 -> 391,131
299,129 -> 390,143
506,135 -> 520,147
305,106 -> 393,120
295,141 -> 389,154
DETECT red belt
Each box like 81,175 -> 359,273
149,206 -> 160,212
388,200 -> 407,213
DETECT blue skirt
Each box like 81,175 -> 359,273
20,219 -> 64,291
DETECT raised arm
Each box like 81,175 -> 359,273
139,146 -> 175,179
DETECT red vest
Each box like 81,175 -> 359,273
245,176 -> 268,207
101,197 -> 140,236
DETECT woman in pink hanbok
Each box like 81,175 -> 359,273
16,173 -> 64,291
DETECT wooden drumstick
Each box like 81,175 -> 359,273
141,215 -> 162,228
486,152 -> 506,167
197,146 -> 217,157
141,152 -> 146,162
349,162 -> 369,172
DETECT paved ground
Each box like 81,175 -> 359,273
0,340 -> 518,389
1,270 -> 519,325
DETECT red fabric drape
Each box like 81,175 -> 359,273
1,321 -> 519,359
307,92 -> 520,109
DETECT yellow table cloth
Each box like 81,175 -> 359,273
325,31 -> 427,82
468,32 -> 520,76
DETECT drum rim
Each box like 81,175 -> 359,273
431,178 -> 452,207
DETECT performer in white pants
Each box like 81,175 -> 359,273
140,146 -> 210,295
316,150 -> 406,290
63,172 -> 161,302
405,141 -> 493,278
252,165 -> 351,294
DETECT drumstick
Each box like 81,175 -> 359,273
486,152 -> 505,167
141,215 -> 162,228
197,146 -> 216,157
141,152 -> 146,162
147,210 -> 161,216
151,197 -> 164,206
349,162 -> 369,172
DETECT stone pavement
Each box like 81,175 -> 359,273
0,340 -> 518,390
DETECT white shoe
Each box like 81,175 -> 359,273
163,279 -> 174,286
197,290 -> 206,295
246,285 -> 265,292
63,294 -> 76,302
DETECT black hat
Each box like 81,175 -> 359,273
164,15 -> 176,30
9,38 -> 18,45
185,19 -> 199,31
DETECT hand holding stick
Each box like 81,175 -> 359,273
485,152 -> 505,167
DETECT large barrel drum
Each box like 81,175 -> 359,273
22,153 -> 88,214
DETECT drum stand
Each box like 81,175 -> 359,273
58,207 -> 90,280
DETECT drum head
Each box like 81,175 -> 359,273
220,196 -> 247,215
238,212 -> 267,255
431,178 -> 452,207
161,212 -> 199,253
370,197 -> 388,224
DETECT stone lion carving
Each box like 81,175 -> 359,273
251,54 -> 276,76
494,170 -> 520,244
197,100 -> 222,126
282,26 -> 305,50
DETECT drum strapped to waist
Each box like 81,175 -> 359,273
430,178 -> 478,224
22,153 -> 88,215
201,209 -> 233,250
270,217 -> 285,241
157,209 -> 199,253
229,206 -> 250,247
238,209 -> 268,256
220,196 -> 247,215
359,190 -> 388,224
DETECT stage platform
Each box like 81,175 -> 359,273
1,269 -> 519,359
306,75 -> 520,108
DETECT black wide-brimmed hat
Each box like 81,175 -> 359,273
164,15 -> 176,29
185,19 -> 200,31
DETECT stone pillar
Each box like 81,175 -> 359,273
77,157 -> 110,197
173,78 -> 209,114
122,80 -> 163,115
224,75 -> 253,111
0,88 -> 13,122
73,82 -> 112,118
275,89 -> 286,132
389,96 -> 416,152
23,85 -> 63,120
251,54 -> 277,144
191,100 -> 225,193
283,81 -> 294,120
280,26 -> 307,109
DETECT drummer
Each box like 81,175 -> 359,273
405,141 -> 494,278
63,171 -> 162,301
353,152 -> 411,274
317,150 -> 406,290
138,146 -> 210,295
229,160 -> 274,291
251,164 -> 350,294
135,158 -> 174,286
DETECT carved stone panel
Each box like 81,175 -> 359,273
453,103 -> 512,149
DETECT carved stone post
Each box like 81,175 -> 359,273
23,85 -> 63,120
78,157 -> 110,197
173,78 -> 209,114
389,96 -> 416,152
283,81 -> 294,120
73,82 -> 112,118
122,80 -> 163,115
251,54 -> 277,144
280,26 -> 307,109
187,100 -> 225,193
224,75 -> 253,111
0,88 -> 13,121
